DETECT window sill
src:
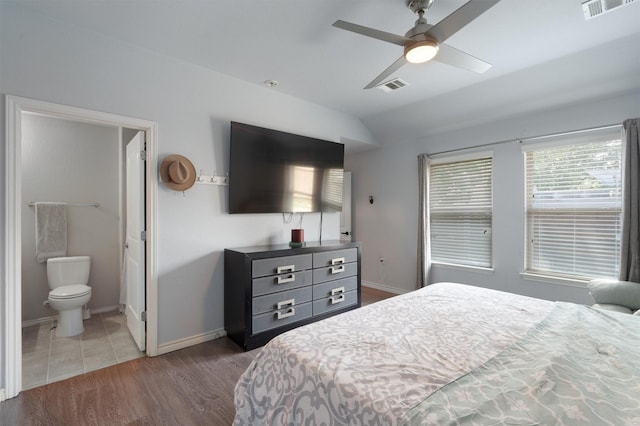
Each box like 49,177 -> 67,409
520,272 -> 589,288
431,262 -> 494,274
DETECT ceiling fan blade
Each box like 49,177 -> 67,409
434,43 -> 492,73
333,20 -> 409,46
426,0 -> 500,43
364,55 -> 407,89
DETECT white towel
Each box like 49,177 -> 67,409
35,202 -> 67,263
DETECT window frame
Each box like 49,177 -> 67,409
522,127 -> 623,281
428,151 -> 494,270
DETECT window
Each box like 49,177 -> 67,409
321,168 -> 344,212
429,155 -> 493,268
523,128 -> 622,280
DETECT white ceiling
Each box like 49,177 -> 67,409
16,0 -> 640,142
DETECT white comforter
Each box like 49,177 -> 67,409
233,283 -> 553,425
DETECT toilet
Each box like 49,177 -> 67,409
46,256 -> 92,337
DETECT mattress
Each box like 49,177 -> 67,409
233,282 -> 640,425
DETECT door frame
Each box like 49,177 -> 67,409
340,171 -> 353,242
4,95 -> 159,399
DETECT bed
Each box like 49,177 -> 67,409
233,282 -> 640,425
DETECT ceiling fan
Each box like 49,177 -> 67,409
333,0 -> 500,89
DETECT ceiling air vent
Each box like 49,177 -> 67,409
376,78 -> 409,92
582,0 -> 638,20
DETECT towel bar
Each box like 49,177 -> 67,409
28,202 -> 99,207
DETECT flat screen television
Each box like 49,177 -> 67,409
229,121 -> 344,214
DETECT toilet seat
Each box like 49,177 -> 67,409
49,284 -> 91,300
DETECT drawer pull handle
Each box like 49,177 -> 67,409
330,265 -> 345,274
277,264 -> 295,274
330,294 -> 345,305
331,257 -> 345,265
277,299 -> 295,310
276,307 -> 296,319
276,274 -> 295,284
331,287 -> 345,296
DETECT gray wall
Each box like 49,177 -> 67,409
0,0 -> 375,392
21,114 -> 121,322
346,90 -> 640,303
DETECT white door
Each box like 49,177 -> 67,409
125,131 -> 146,351
340,171 -> 352,242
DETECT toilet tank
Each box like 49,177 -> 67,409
46,256 -> 91,289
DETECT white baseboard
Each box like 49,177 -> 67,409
362,280 -> 409,295
0,388 -> 6,402
157,328 -> 227,356
89,305 -> 120,315
22,305 -> 122,328
22,314 -> 58,328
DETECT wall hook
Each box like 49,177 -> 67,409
369,195 -> 374,205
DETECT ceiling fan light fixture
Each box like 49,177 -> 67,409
404,40 -> 439,64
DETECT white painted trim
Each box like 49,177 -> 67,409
89,305 -> 121,315
156,329 -> 227,356
428,149 -> 494,164
21,305 -> 121,328
3,95 -> 159,399
21,315 -> 57,329
118,130 -> 125,313
145,127 -> 159,357
5,95 -> 23,399
362,280 -> 408,295
431,262 -> 495,274
520,272 -> 588,288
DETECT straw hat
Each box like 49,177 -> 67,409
160,154 -> 196,191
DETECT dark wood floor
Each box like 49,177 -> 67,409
1,287 -> 395,426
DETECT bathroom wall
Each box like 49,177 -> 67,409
21,113 -> 121,322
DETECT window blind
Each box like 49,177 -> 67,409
429,157 -> 493,267
524,138 -> 622,279
321,168 -> 344,212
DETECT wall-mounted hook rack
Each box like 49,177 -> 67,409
195,170 -> 229,186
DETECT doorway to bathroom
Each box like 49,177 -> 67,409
4,96 -> 159,399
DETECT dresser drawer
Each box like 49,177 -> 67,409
313,262 -> 358,284
252,302 -> 312,334
313,290 -> 358,316
313,276 -> 358,301
252,254 -> 312,278
253,270 -> 312,297
252,286 -> 312,316
313,248 -> 358,268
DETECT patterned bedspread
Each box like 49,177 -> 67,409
234,283 -> 556,425
402,302 -> 640,425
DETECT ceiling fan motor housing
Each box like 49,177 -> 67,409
407,0 -> 434,15
405,20 -> 432,39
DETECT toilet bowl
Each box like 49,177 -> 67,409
46,256 -> 92,337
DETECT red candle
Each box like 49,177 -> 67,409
291,229 -> 304,243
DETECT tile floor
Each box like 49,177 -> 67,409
22,311 -> 145,390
